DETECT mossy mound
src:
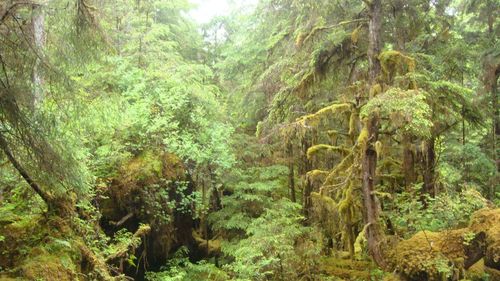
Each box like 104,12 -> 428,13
469,208 -> 500,270
98,150 -> 196,275
464,259 -> 491,281
389,229 -> 471,280
0,215 -> 83,281
319,257 -> 375,280
389,208 -> 500,280
21,248 -> 80,281
0,214 -> 43,269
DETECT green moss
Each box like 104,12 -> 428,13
378,50 -> 415,79
307,144 -> 351,159
122,150 -> 163,183
369,83 -> 382,98
297,103 -> 352,128
348,112 -> 358,138
351,25 -> 361,44
375,141 -> 383,158
465,259 -> 485,280
389,229 -> 469,280
469,208 -> 500,270
0,213 -> 84,281
357,126 -> 369,149
324,153 -> 353,186
21,250 -> 78,281
319,257 -> 375,280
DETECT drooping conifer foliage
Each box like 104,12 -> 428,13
0,0 -> 498,280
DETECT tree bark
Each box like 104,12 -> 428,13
362,0 -> 387,269
402,134 -> 416,187
287,143 -> 296,203
490,72 -> 498,199
301,138 -> 313,219
31,2 -> 45,107
423,138 -> 436,197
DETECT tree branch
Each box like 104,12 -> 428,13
0,131 -> 51,205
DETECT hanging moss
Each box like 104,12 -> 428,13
375,141 -> 383,158
306,144 -> 351,159
357,126 -> 369,150
379,50 -> 416,80
351,25 -> 362,45
297,103 -> 352,128
307,169 -> 330,183
369,83 -> 382,98
310,192 -> 340,241
348,112 -> 358,139
295,31 -> 306,48
324,153 -> 354,186
337,180 -> 354,215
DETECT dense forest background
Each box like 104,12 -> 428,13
0,0 -> 499,280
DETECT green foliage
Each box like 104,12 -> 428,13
0,0 -> 498,280
145,247 -> 228,281
209,164 -> 289,232
221,199 -> 308,281
361,88 -> 433,138
386,185 -> 488,236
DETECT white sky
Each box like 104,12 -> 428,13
189,0 -> 231,24
188,0 -> 257,24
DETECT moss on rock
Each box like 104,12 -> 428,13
389,208 -> 500,280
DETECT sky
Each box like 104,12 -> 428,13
189,0 -> 231,24
188,0 -> 257,24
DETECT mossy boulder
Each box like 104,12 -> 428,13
389,208 -> 500,281
469,208 -> 500,270
389,229 -> 474,280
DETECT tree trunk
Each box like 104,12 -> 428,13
301,138 -> 313,219
31,2 -> 45,107
287,143 -> 296,203
423,138 -> 436,197
362,0 -> 387,269
490,72 -> 498,199
402,134 -> 416,187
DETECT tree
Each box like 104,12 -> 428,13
361,0 -> 386,268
